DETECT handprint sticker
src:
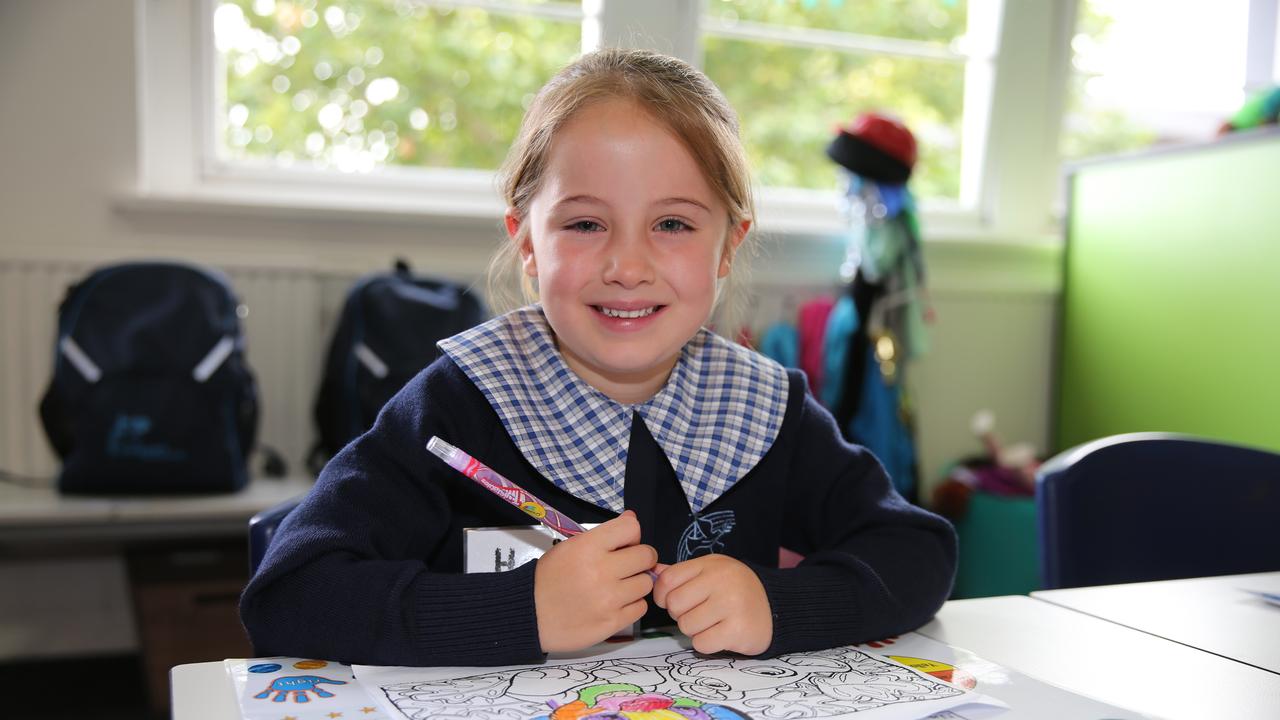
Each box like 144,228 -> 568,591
253,674 -> 348,703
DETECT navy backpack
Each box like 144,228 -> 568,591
39,262 -> 259,494
310,260 -> 485,471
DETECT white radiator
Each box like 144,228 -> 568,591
0,259 -> 86,481
0,259 -> 356,483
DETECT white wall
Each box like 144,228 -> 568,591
0,0 -> 1063,500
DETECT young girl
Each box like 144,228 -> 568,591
240,48 -> 956,666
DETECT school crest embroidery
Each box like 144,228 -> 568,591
676,510 -> 736,562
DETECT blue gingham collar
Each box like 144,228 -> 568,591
437,306 -> 789,514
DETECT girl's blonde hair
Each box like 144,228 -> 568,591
487,47 -> 755,314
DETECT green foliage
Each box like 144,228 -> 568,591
705,0 -> 967,197
220,0 -> 580,171
706,0 -> 968,43
1059,0 -> 1159,163
220,0 -> 972,198
705,37 -> 964,197
1060,73 -> 1158,162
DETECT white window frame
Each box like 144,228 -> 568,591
1246,0 -> 1280,90
132,0 -> 1077,242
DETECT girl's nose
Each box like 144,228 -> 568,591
602,230 -> 655,288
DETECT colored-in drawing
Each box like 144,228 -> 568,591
884,657 -> 976,691
254,675 -> 348,703
535,682 -> 751,719
378,645 -> 963,719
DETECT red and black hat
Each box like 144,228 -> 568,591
825,112 -> 917,184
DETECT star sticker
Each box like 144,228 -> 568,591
361,709 -> 377,714
283,716 -> 297,720
327,713 -> 343,719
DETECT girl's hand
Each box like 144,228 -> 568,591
652,555 -> 772,655
534,510 -> 657,653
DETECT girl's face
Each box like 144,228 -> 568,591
509,99 -> 748,404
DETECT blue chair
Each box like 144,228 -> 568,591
248,497 -> 303,574
1036,432 -> 1280,589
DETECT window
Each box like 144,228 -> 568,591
1062,0 -> 1279,162
701,0 -> 982,203
215,0 -> 583,173
138,0 -> 1046,237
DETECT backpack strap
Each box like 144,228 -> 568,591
193,336 -> 235,382
59,336 -> 102,383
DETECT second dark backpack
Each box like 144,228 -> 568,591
311,260 -> 485,471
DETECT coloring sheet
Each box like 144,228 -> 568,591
225,657 -> 393,720
353,632 -> 1006,720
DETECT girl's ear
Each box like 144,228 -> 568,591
506,209 -> 537,277
718,219 -> 751,278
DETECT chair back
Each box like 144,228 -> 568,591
1036,432 -> 1280,589
248,497 -> 302,574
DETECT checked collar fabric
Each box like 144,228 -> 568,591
437,306 -> 789,514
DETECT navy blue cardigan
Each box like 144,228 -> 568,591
240,356 -> 956,666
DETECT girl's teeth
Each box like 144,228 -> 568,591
600,306 -> 656,319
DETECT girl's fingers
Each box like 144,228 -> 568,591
689,619 -> 734,655
674,599 -> 720,639
662,577 -> 711,618
652,560 -> 703,607
587,510 -> 643,550
613,543 -> 659,579
619,598 -> 649,627
617,573 -> 655,603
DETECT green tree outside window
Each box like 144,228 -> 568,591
217,0 -> 580,172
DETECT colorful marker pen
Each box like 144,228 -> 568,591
428,435 -> 585,538
427,435 -> 658,581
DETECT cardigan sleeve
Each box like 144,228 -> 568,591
238,359 -> 546,666
750,381 -> 957,657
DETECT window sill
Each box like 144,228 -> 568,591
113,183 -> 1060,299
119,168 -> 1043,245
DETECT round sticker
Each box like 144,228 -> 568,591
248,663 -> 282,673
293,660 -> 328,670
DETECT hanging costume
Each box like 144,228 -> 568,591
240,307 -> 955,667
824,113 -> 930,502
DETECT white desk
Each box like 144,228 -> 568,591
920,595 -> 1280,719
0,476 -> 314,545
1032,571 -> 1280,675
171,595 -> 1280,720
0,477 -> 314,662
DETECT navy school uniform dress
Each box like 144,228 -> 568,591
239,306 -> 956,666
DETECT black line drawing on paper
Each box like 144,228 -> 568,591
378,645 -> 965,719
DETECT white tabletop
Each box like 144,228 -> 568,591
1031,571 -> 1280,674
0,476 -> 314,543
919,595 -> 1280,719
171,595 -> 1280,720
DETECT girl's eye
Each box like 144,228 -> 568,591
656,218 -> 692,233
569,220 -> 602,233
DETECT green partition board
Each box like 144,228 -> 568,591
1055,131 -> 1280,453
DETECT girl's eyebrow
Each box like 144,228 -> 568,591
655,197 -> 712,213
551,195 -> 711,213
551,194 -> 607,210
